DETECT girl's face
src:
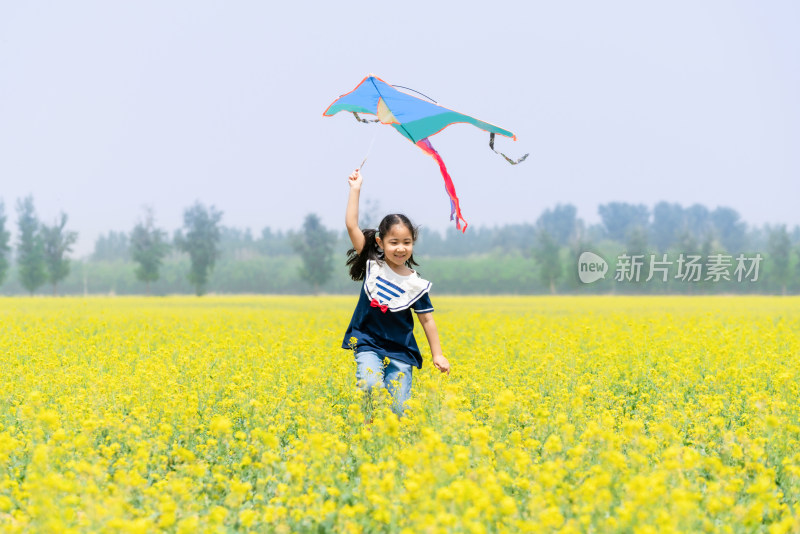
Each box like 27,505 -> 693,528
376,223 -> 414,271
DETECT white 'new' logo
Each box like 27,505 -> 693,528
578,252 -> 608,284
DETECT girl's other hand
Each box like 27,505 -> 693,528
432,354 -> 450,375
348,169 -> 362,189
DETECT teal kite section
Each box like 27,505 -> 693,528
393,111 -> 514,143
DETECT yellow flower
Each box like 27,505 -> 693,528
239,508 -> 258,528
1,295 -> 797,532
209,415 -> 233,436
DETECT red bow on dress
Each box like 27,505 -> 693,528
370,298 -> 388,313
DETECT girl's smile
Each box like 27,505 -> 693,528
376,224 -> 414,274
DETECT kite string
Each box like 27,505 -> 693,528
391,85 -> 438,104
359,130 -> 378,170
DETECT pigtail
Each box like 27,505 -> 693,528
346,228 -> 383,281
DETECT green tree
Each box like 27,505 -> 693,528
176,202 -> 223,296
16,196 -> 47,295
684,204 -> 712,237
566,222 -> 597,291
41,212 -> 78,295
711,206 -> 746,253
219,227 -> 256,258
292,213 -> 335,294
626,225 -> 648,256
651,202 -> 684,251
675,228 -> 699,255
536,204 -> 578,247
130,207 -> 169,295
534,229 -> 561,294
794,243 -> 800,294
0,200 -> 10,286
767,225 -> 791,295
598,202 -> 650,243
257,227 -> 293,256
92,231 -> 129,261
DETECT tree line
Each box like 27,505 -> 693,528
528,201 -> 800,295
0,197 -> 77,295
0,197 -> 224,296
1,198 -> 799,295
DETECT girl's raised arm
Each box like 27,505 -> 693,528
345,169 -> 365,253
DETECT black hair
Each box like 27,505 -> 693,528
346,213 -> 420,281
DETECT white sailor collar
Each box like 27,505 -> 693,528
364,259 -> 432,312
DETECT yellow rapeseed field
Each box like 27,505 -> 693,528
1,296 -> 799,533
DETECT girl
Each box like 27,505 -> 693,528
342,169 -> 450,417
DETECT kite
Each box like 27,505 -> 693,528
323,74 -> 527,232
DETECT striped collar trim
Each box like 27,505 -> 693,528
364,259 -> 431,312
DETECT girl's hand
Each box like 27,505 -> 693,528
348,169 -> 362,189
432,354 -> 450,374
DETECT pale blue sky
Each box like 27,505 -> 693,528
1,1 -> 798,256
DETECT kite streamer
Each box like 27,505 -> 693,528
415,138 -> 466,231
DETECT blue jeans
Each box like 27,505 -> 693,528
355,351 -> 413,416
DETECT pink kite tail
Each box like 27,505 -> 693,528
415,138 -> 468,232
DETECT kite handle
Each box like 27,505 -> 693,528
489,133 -> 529,165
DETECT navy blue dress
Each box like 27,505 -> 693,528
342,260 -> 434,368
